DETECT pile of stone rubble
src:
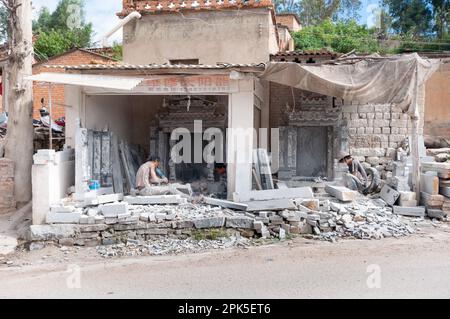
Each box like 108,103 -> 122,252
96,236 -> 251,258
26,187 -> 433,250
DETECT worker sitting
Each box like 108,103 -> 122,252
338,152 -> 368,191
135,155 -> 192,196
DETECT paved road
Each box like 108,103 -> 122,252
1,225 -> 450,299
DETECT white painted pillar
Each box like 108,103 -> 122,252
75,126 -> 90,201
64,85 -> 82,148
227,90 -> 254,198
32,150 -> 75,225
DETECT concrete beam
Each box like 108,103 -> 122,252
203,197 -> 248,211
227,90 -> 254,198
124,195 -> 183,205
393,206 -> 426,217
233,187 -> 313,202
244,199 -> 297,212
46,212 -> 82,224
325,185 -> 357,202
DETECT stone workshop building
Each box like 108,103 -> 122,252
26,0 -> 439,225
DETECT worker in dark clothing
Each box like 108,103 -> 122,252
339,152 -> 368,190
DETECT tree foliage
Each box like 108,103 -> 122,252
0,4 -> 7,43
382,0 -> 449,39
33,0 -> 93,59
430,0 -> 449,39
383,0 -> 433,37
292,19 -> 380,53
273,0 -> 362,26
111,42 -> 123,61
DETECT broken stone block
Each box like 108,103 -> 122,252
325,185 -> 357,202
78,224 -> 109,232
29,225 -> 78,241
87,208 -> 99,217
399,191 -> 416,202
398,191 -> 417,207
393,206 -> 426,217
155,213 -> 166,220
300,199 -> 319,211
421,192 -> 444,207
104,217 -> 118,225
279,228 -> 286,240
203,197 -> 248,211
50,205 -> 75,214
268,214 -> 283,225
380,184 -> 400,206
420,173 -> 439,195
398,200 -> 418,207
258,211 -> 269,218
260,226 -> 270,238
253,221 -> 264,231
46,212 -> 81,224
100,202 -> 128,217
244,199 -> 297,211
58,238 -> 75,246
79,215 -> 89,224
193,216 -> 226,229
330,202 -> 342,212
176,220 -> 194,229
226,216 -> 255,229
83,193 -> 123,206
320,200 -> 330,212
165,213 -> 176,221
306,219 -> 318,227
124,195 -> 183,205
299,223 -> 313,234
427,209 -> 447,220
439,187 -> 450,198
94,215 -> 105,224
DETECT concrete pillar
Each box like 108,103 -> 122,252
64,85 -> 82,148
227,90 -> 254,198
32,151 -> 75,225
75,126 -> 90,201
260,80 -> 271,131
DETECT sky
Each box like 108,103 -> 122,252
31,0 -> 123,46
31,0 -> 382,47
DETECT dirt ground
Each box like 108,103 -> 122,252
0,219 -> 449,299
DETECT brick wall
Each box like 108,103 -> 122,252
0,158 -> 15,214
32,49 -> 113,119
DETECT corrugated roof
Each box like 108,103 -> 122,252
119,0 -> 273,16
45,63 -> 265,71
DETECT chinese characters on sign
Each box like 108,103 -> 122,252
141,75 -> 231,93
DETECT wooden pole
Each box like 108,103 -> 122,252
48,83 -> 53,150
411,65 -> 421,200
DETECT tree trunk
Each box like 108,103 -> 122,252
4,0 -> 33,204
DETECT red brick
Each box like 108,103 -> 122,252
31,49 -> 114,120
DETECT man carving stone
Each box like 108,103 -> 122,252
338,152 -> 368,191
135,155 -> 192,196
